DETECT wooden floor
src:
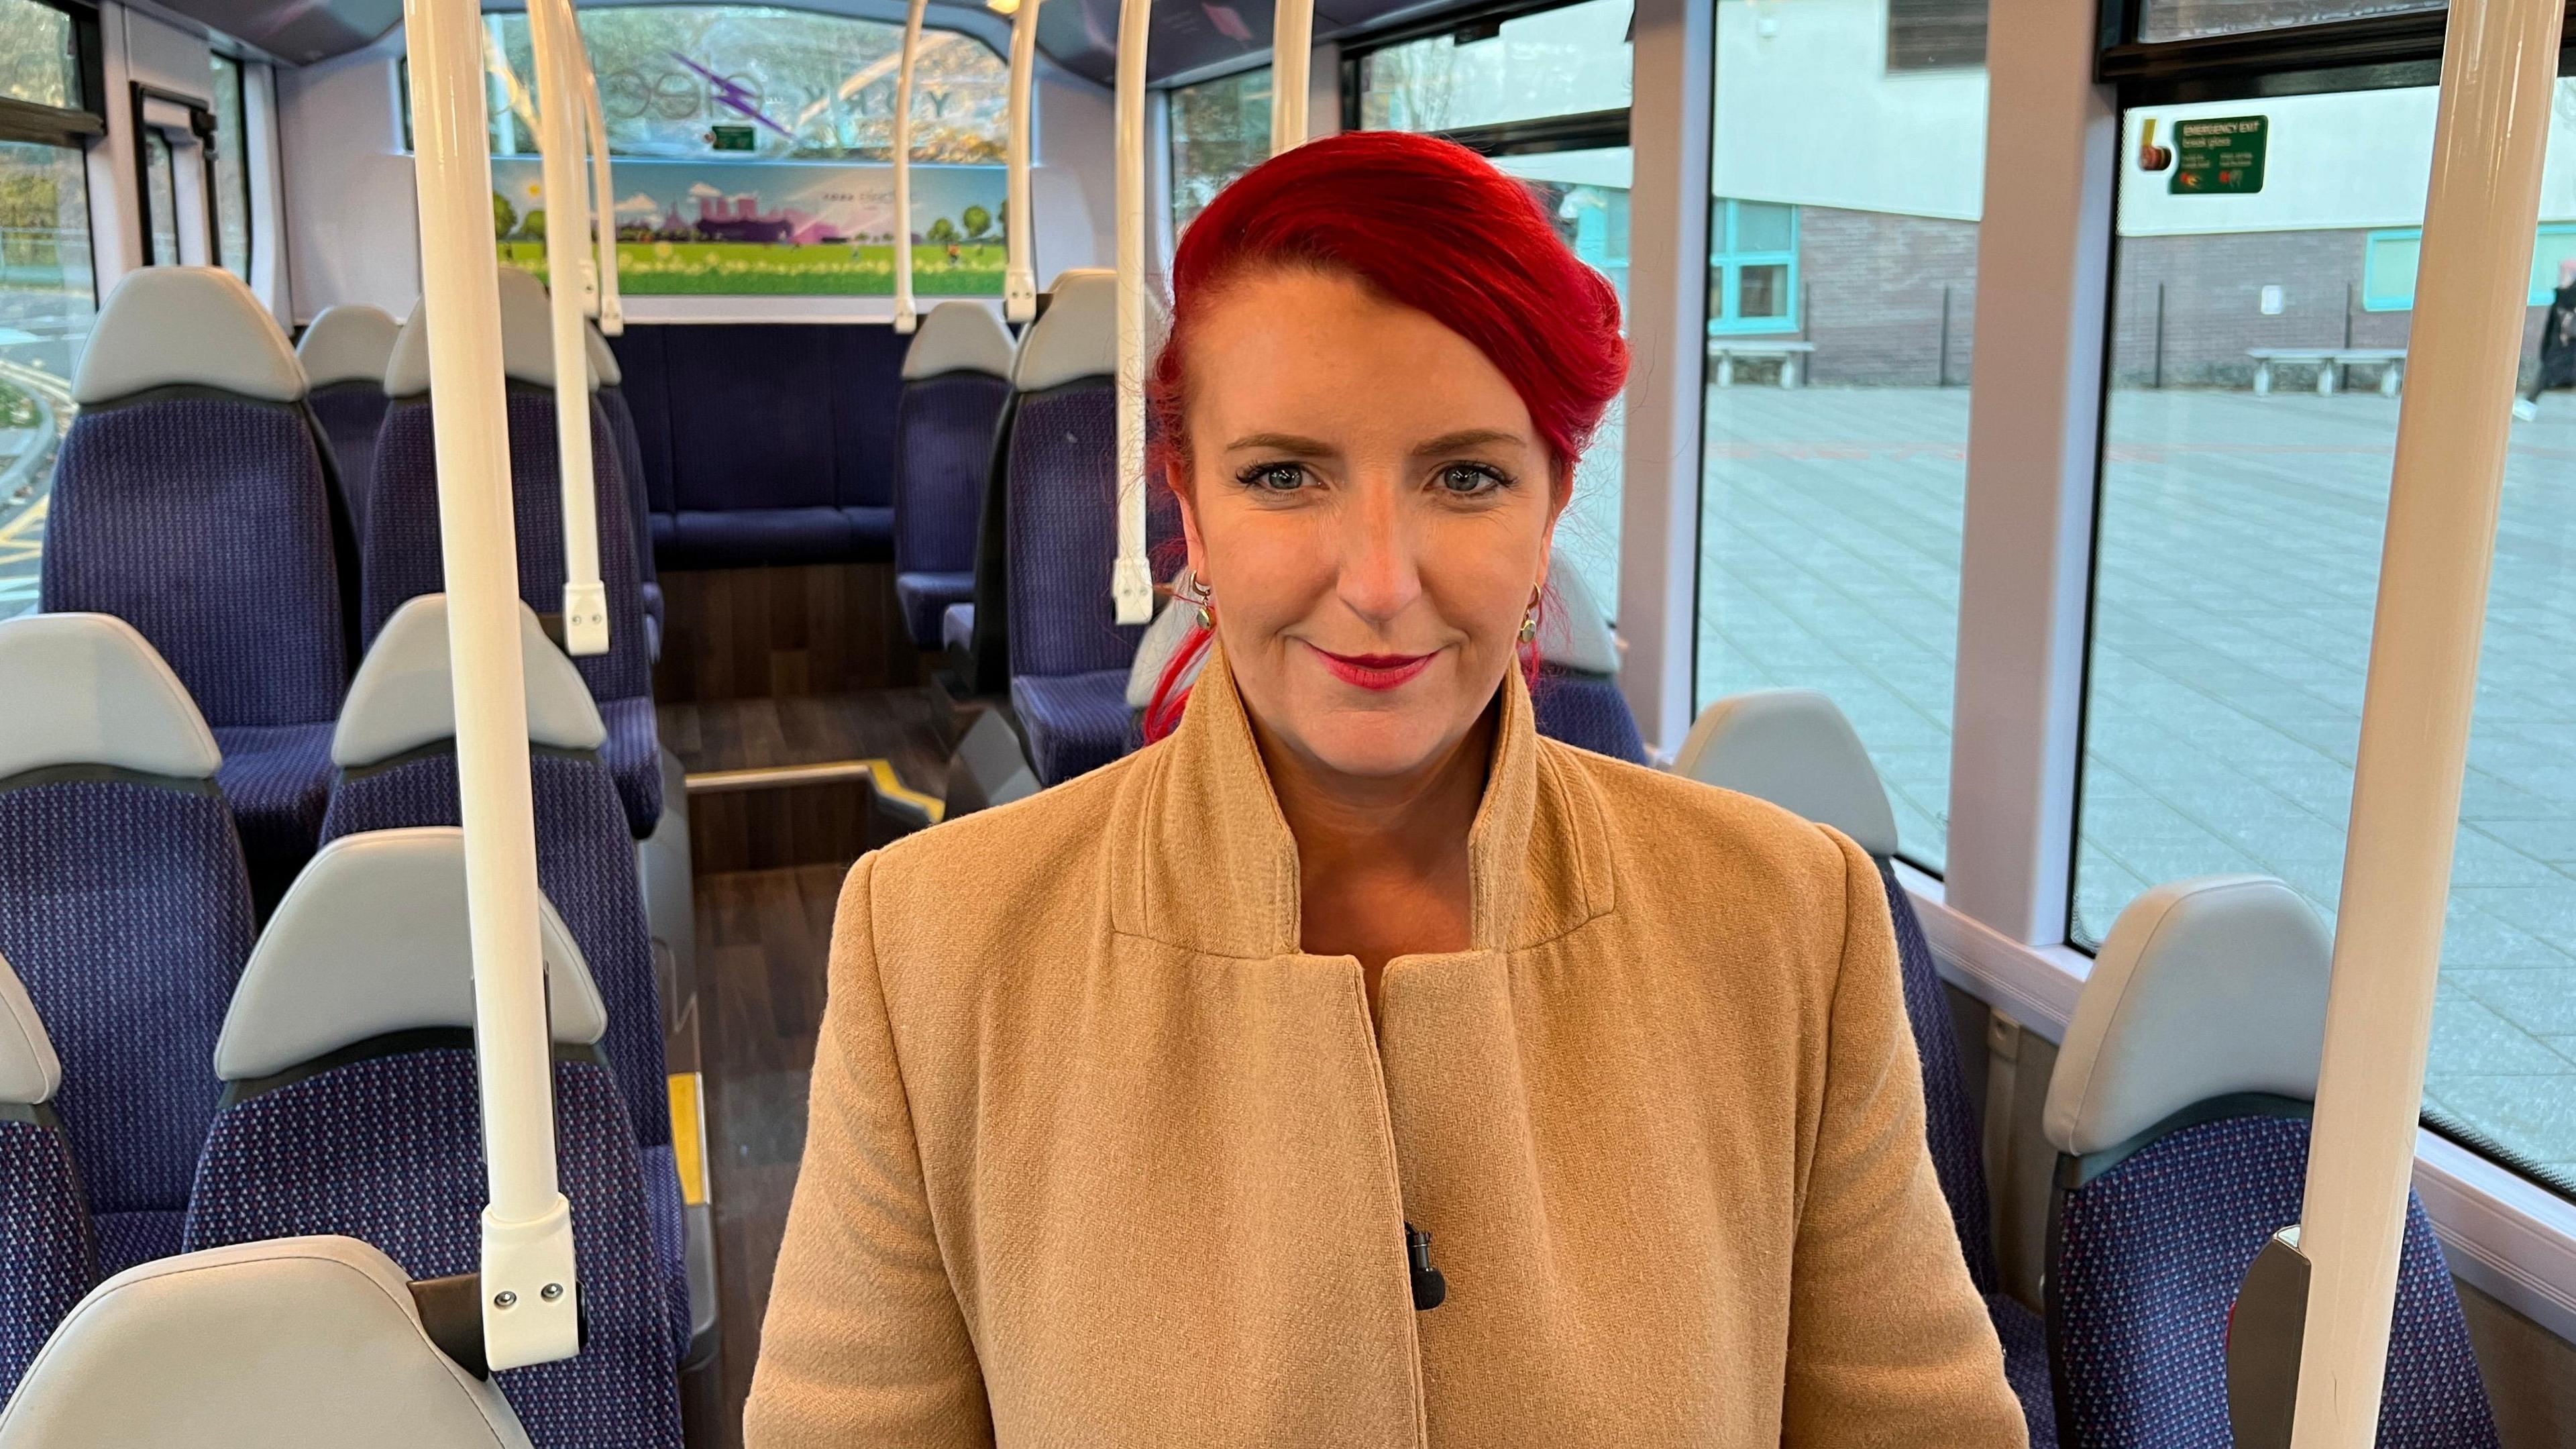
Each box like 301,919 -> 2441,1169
669,684 -> 969,1447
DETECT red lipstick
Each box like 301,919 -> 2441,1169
1307,644 -> 1436,691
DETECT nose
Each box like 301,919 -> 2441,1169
1334,472 -> 1424,629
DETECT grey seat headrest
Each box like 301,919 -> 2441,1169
904,301 -> 1016,381
213,827 -> 610,1081
72,267 -> 304,407
1669,688 -> 1899,857
1537,554 -> 1619,676
1014,268 -> 1122,393
384,268 -> 594,398
296,305 -> 403,388
0,612 -> 221,782
335,594 -> 608,768
0,951 -> 60,1108
0,1236 -> 535,1449
584,321 -> 622,388
2043,875 -> 2332,1157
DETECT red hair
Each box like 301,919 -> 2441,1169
1140,131 -> 1629,743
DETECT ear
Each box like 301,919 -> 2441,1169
1171,462 -> 1210,582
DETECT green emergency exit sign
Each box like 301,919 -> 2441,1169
2172,115 -> 2267,195
709,124 -> 757,152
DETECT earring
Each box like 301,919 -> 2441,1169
1180,569 -> 1216,629
1518,582 -> 1542,644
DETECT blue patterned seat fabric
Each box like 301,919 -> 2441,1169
894,371 -> 1012,649
0,779 -> 254,1276
41,395 -> 350,891
596,384 -> 660,627
0,1116 -> 93,1406
1529,666 -> 1648,764
2050,1112 -> 2498,1448
183,1047 -> 684,1448
307,382 -> 388,539
366,388 -> 661,837
209,723 -> 337,899
1010,670 -> 1138,786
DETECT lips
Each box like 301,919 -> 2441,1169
1307,644 -> 1437,692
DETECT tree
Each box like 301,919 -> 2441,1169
492,193 -> 519,239
520,209 -> 546,241
961,204 -> 991,241
925,217 -> 958,246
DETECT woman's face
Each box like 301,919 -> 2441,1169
1173,268 -> 1563,783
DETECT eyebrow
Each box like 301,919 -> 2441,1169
1221,431 -> 1336,456
1411,429 -> 1526,457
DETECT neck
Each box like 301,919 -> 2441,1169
1248,700 -> 1498,981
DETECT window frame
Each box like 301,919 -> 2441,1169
1336,0 -> 1634,144
128,82 -> 217,268
1705,197 -> 1798,336
208,50 -> 253,280
1165,62 -> 1273,237
0,0 -> 105,150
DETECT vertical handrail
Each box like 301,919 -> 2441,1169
529,0 -> 609,656
1110,0 -> 1152,625
1003,0 -> 1044,323
892,0 -> 928,335
1270,0 -> 1311,152
400,0 -> 581,1371
582,62 -> 621,336
2288,0 -> 2563,1442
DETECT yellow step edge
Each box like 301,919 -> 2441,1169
684,757 -> 945,824
669,1071 -> 710,1207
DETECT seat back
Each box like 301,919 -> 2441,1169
1670,688 -> 1992,1287
297,303 -> 401,537
1528,559 -> 1645,763
366,269 -> 651,707
2042,877 -> 2498,1448
0,953 -> 94,1407
586,325 -> 656,598
0,1236 -> 533,1449
40,267 -> 349,729
896,301 -> 1015,580
321,594 -> 669,1153
0,614 -> 254,1273
1000,270 -> 1178,680
183,829 -> 682,1449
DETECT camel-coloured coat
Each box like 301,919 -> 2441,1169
746,655 -> 2027,1447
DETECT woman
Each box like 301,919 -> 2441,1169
747,132 -> 2025,1446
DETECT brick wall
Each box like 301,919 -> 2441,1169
1787,206 -> 1980,388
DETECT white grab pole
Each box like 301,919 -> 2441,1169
2288,0 -> 2562,1443
892,0 -> 927,335
582,62 -> 621,336
1269,0 -> 1311,153
400,0 -> 580,1373
1002,0 -> 1044,323
1109,0 -> 1152,625
529,0 -> 610,657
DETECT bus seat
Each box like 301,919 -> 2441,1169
894,301 -> 1016,650
183,829 -> 685,1448
41,267 -> 352,900
0,1236 -> 536,1449
297,303 -> 401,539
0,612 -> 254,1277
1529,560 -> 1646,763
600,322 -> 908,569
2043,877 -> 2499,1448
321,594 -> 688,1358
369,270 -> 663,839
585,325 -> 661,653
1000,270 -> 1181,785
0,952 -> 95,1407
1669,687 -> 2051,1443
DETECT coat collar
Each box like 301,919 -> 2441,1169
1110,645 -> 1614,960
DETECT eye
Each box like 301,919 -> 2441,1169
1436,462 -> 1509,496
1238,462 -> 1309,492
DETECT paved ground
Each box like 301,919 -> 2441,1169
1699,382 -> 2576,1183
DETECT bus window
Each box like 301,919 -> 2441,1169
141,129 -> 180,266
1169,67 -> 1269,235
2136,0 -> 2440,45
1693,0 -> 1986,873
2078,78 -> 2576,1194
211,54 -> 252,282
1346,0 -> 1631,623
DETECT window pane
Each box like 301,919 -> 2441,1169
2139,0 -> 2443,44
1170,68 -> 1269,234
1695,0 -> 1982,871
1356,0 -> 1631,134
484,5 -> 1008,161
2080,83 -> 2576,1189
0,0 -> 80,111
211,56 -> 252,282
142,131 -> 178,267
0,139 -> 95,622
1491,146 -> 1631,616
